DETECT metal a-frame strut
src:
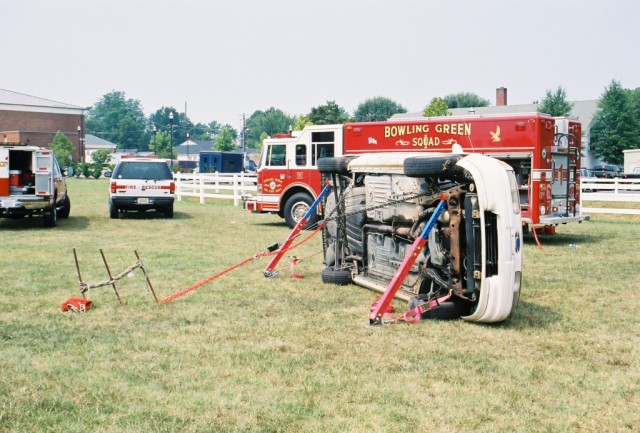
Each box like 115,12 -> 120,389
369,198 -> 447,326
262,183 -> 332,278
72,248 -> 159,303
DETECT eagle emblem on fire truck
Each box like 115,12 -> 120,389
490,125 -> 501,142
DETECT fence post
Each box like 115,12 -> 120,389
175,173 -> 182,202
233,174 -> 240,206
200,175 -> 205,204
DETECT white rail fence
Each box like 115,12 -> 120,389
174,172 -> 258,206
581,178 -> 640,215
174,173 -> 640,215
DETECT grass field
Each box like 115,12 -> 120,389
1,178 -> 638,432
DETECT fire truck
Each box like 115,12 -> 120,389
243,113 -> 587,230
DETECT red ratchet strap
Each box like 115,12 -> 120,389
371,292 -> 452,325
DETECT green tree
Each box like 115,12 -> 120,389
257,132 -> 269,152
221,124 -> 238,140
308,101 -> 350,125
189,122 -> 212,140
149,131 -> 175,159
443,92 -> 490,109
293,114 -> 313,130
214,128 -> 236,151
86,91 -> 148,150
91,149 -> 112,167
423,98 -> 451,117
148,107 -> 190,145
589,81 -> 640,165
537,86 -> 574,117
629,87 -> 640,125
48,131 -> 75,169
353,97 -> 407,122
245,108 -> 295,148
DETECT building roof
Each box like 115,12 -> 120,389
0,88 -> 86,115
174,139 -> 216,156
85,134 -> 117,149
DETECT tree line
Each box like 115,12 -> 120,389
85,82 -> 640,165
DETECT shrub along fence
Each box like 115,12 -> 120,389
174,172 -> 258,206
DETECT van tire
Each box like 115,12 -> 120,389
321,266 -> 352,285
404,156 -> 463,178
317,156 -> 355,175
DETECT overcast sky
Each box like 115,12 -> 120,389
2,0 -> 639,130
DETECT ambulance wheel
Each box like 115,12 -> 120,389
317,156 -> 355,175
284,193 -> 316,229
43,206 -> 57,228
321,266 -> 352,285
59,196 -> 71,218
109,202 -> 119,219
403,155 -> 463,178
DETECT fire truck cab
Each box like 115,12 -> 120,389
244,113 -> 587,230
245,125 -> 343,228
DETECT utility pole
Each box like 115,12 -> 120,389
242,113 -> 246,172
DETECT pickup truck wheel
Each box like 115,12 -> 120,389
284,193 -> 317,229
164,204 -> 174,218
321,266 -> 352,285
109,202 -> 119,219
403,155 -> 464,178
43,206 -> 57,228
59,196 -> 71,218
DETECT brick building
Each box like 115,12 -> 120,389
0,88 -> 87,162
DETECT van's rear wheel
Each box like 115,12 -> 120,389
317,156 -> 355,175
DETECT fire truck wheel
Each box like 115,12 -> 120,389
321,266 -> 352,285
317,156 -> 355,175
59,196 -> 71,219
43,205 -> 57,228
284,193 -> 317,229
403,155 -> 464,178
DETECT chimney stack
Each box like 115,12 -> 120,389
496,87 -> 508,106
